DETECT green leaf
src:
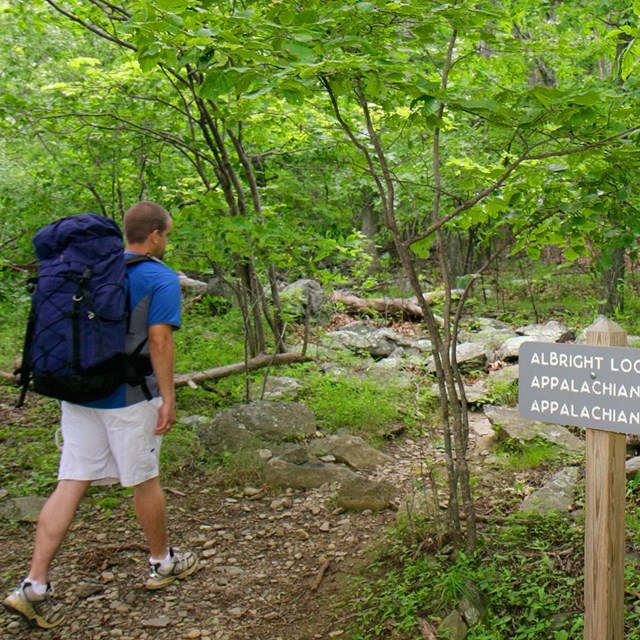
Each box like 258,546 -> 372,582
200,69 -> 237,98
410,236 -> 434,258
278,9 -> 295,25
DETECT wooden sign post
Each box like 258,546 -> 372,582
584,317 -> 627,640
518,316 -> 633,640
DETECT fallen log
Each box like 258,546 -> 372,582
331,289 -> 463,319
174,352 -> 312,387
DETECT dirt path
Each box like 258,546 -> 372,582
1,435 -> 432,640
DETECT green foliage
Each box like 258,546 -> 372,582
174,304 -> 247,373
347,513 -> 585,640
0,274 -> 29,371
483,378 -> 519,408
300,372 -> 414,439
493,437 -> 569,471
0,394 -> 61,496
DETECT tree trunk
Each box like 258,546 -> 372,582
599,246 -> 626,315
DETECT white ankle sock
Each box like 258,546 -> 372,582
24,579 -> 47,597
149,549 -> 172,567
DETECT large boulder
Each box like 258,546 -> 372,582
197,401 -> 318,455
484,406 -> 585,453
496,321 -> 574,361
426,341 -> 490,374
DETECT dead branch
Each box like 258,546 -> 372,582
2,353 -> 312,390
174,352 -> 312,387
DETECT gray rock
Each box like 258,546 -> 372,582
197,401 -> 317,454
520,466 -> 580,514
324,321 -> 412,358
197,418 -> 262,454
516,320 -> 574,342
626,456 -> 640,479
279,445 -> 312,465
427,342 -> 490,374
496,321 -> 574,361
459,317 -> 516,351
262,458 -> 357,489
280,279 -> 329,319
307,435 -> 393,468
438,609 -> 468,640
335,477 -> 396,512
484,406 -> 585,453
141,616 -> 172,628
459,580 -> 489,626
249,376 -> 302,401
0,496 -> 47,523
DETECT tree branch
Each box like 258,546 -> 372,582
44,0 -> 137,51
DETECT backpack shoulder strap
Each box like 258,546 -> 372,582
125,253 -> 154,267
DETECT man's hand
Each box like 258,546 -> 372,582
155,399 -> 176,435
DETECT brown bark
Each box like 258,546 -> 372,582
174,352 -> 312,388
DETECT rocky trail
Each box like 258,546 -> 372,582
0,430 -> 436,640
0,315 -> 592,639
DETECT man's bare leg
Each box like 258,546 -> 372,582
28,479 -> 90,585
133,476 -> 168,559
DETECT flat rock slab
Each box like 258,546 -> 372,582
484,406 -> 585,453
262,458 -> 357,489
0,496 -> 46,523
520,466 -> 580,514
335,477 -> 397,512
307,435 -> 393,469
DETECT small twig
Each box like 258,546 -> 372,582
96,543 -> 149,553
309,559 -> 331,592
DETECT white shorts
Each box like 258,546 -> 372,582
58,398 -> 163,487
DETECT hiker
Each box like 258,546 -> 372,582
3,201 -> 197,629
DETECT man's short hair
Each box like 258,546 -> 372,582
123,201 -> 171,244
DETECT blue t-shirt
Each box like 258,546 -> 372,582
80,253 -> 181,409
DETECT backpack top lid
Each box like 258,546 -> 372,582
33,213 -> 123,261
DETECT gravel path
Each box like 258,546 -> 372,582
1,437 -> 433,639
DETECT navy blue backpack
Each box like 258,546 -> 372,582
17,213 -> 152,406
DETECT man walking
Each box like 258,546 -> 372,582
3,201 -> 197,629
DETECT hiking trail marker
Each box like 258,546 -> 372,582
519,316 -> 628,640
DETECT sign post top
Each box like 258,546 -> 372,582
586,316 -> 627,347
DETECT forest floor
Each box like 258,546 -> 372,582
0,397 -> 445,640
